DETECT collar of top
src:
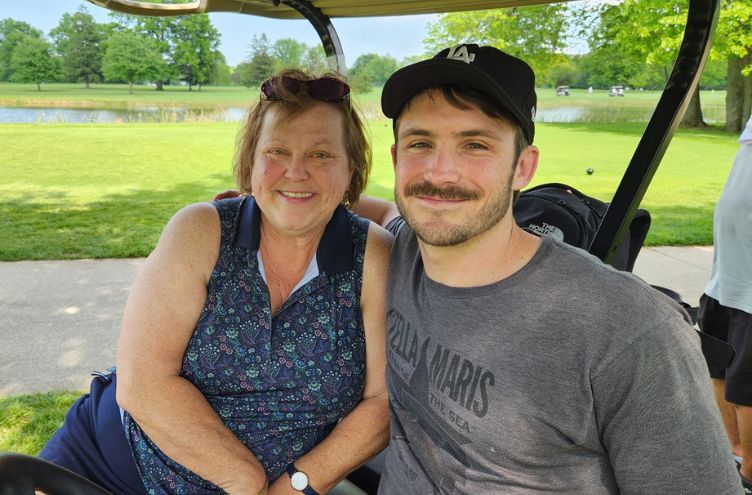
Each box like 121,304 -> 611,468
233,196 -> 354,275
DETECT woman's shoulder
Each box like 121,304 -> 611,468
155,202 -> 221,260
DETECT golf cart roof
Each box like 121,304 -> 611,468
87,0 -> 574,18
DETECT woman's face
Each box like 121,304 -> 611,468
251,102 -> 353,239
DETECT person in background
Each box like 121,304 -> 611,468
353,44 -> 741,494
38,69 -> 391,495
699,115 -> 752,492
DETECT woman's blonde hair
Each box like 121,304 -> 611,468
233,69 -> 371,207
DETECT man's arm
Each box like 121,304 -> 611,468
592,316 -> 743,494
351,196 -> 400,229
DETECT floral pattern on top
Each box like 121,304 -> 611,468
124,197 -> 369,494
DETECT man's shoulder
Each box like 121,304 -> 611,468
536,238 -> 690,330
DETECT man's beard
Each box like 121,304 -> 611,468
396,179 -> 512,247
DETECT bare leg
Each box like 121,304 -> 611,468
713,378 -> 742,456
737,405 -> 752,480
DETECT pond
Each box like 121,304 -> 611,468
0,105 -> 679,124
0,106 -> 248,124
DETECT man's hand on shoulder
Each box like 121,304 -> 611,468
214,190 -> 242,201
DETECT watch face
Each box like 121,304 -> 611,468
290,471 -> 309,491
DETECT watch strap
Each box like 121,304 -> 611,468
285,463 -> 319,495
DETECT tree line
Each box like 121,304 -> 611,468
0,7 -> 403,95
2,1 -> 750,130
424,0 -> 752,131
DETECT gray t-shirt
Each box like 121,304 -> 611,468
379,228 -> 741,494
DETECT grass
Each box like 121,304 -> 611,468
0,392 -> 80,455
0,119 -> 738,260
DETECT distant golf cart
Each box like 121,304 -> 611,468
0,0 -> 729,493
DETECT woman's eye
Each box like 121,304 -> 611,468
267,148 -> 285,155
311,151 -> 332,159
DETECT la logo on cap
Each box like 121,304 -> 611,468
446,44 -> 475,64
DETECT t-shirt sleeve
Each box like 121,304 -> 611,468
384,216 -> 406,236
591,316 -> 742,494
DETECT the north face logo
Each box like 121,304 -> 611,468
446,45 -> 475,64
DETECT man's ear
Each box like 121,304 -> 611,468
512,145 -> 539,191
390,143 -> 397,171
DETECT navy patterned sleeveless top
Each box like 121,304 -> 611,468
123,197 -> 370,493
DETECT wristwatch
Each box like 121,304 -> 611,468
286,463 -> 319,495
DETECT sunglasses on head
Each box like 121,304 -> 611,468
260,76 -> 350,103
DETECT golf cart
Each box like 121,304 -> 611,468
0,0 -> 728,493
555,85 -> 570,96
609,84 -> 626,96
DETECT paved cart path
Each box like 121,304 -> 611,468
0,246 -> 714,397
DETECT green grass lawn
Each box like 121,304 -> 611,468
0,392 -> 80,455
0,119 -> 738,260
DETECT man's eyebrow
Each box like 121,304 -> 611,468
398,127 -> 433,140
456,129 -> 501,140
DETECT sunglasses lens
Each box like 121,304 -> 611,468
260,76 -> 349,103
307,78 -> 350,102
260,78 -> 279,99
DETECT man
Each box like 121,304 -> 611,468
698,115 -> 752,492
355,44 -> 741,494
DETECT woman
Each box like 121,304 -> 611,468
39,69 -> 391,495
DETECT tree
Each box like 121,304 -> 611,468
348,53 -> 398,89
112,13 -> 176,90
0,19 -> 43,81
581,0 -> 752,130
302,45 -> 328,74
102,31 -> 166,93
211,51 -> 232,86
716,0 -> 752,132
241,34 -> 275,87
423,5 -> 569,83
171,15 -> 220,90
10,35 -> 60,91
50,8 -> 105,87
272,38 -> 307,71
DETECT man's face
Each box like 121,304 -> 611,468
392,91 -> 535,247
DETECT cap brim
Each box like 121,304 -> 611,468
381,58 -> 528,132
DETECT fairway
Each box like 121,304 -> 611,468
0,83 -> 739,260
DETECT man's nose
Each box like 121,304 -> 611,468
424,148 -> 460,183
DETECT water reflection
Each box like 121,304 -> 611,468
0,106 -> 247,124
0,105 -> 662,124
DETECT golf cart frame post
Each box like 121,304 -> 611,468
0,0 -> 722,492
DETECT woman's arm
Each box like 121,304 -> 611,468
268,222 -> 393,495
350,196 -> 400,229
116,203 -> 268,494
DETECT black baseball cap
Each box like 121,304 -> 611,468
381,44 -> 537,143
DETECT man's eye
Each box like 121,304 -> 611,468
466,142 -> 488,150
408,141 -> 431,149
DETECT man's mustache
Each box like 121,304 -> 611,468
404,181 -> 479,201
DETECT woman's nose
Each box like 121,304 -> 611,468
285,156 -> 310,180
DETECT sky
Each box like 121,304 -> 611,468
1,0 -> 438,68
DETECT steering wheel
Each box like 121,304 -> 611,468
0,453 -> 111,495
